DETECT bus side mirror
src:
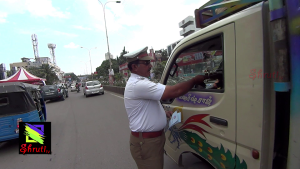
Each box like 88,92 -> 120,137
170,63 -> 178,77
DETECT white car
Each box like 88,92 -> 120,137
83,80 -> 104,97
70,85 -> 77,92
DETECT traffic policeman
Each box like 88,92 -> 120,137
124,46 -> 208,169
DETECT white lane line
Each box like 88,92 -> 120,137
107,92 -> 124,99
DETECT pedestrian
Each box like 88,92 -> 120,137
123,46 -> 211,169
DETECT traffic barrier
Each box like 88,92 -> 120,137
103,85 -> 125,95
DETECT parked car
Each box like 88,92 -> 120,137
41,85 -> 66,101
57,83 -> 69,98
83,80 -> 104,97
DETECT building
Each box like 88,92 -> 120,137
0,63 -> 6,80
166,39 -> 182,56
36,57 -> 52,64
105,52 -> 114,60
119,62 -> 129,81
10,57 -> 49,70
11,66 -> 18,75
9,57 -> 64,81
10,61 -> 30,70
167,16 -> 200,56
179,16 -> 200,37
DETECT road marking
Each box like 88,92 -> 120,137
107,92 -> 124,99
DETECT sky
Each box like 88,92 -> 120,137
0,0 -> 209,76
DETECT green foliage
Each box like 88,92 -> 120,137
27,67 -> 44,78
128,71 -> 131,77
160,49 -> 169,61
116,46 -> 129,66
26,64 -> 59,85
6,70 -> 12,77
114,73 -> 124,82
95,59 -> 119,78
64,72 -> 80,82
152,61 -> 167,80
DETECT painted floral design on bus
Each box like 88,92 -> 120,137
169,114 -> 211,148
179,130 -> 247,169
168,111 -> 247,169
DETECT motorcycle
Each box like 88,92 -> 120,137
76,85 -> 80,93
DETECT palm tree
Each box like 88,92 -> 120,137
41,64 -> 59,85
26,64 -> 59,85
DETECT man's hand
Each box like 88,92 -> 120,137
208,72 -> 223,89
165,111 -> 173,118
208,72 -> 223,80
192,75 -> 207,87
162,75 -> 207,100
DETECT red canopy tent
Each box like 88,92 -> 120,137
0,67 -> 46,84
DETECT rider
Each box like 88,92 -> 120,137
75,82 -> 80,91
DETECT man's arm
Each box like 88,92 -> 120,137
161,75 -> 207,100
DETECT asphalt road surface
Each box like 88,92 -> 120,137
0,88 -> 212,169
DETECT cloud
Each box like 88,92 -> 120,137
54,31 -> 78,37
83,0 -> 210,57
0,0 -> 70,19
64,42 -> 80,49
84,0 -> 125,33
115,0 -> 209,51
0,12 -> 7,23
73,25 -> 92,30
17,29 -> 32,35
16,28 -> 78,37
67,55 -> 76,59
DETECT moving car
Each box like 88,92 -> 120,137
70,84 -> 76,92
41,85 -> 67,101
83,80 -> 104,97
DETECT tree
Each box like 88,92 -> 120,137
41,64 -> 59,84
114,73 -> 124,82
27,67 -> 45,78
6,70 -> 13,78
27,64 -> 59,85
155,49 -> 168,61
152,61 -> 167,80
116,46 -> 129,66
64,72 -> 80,82
95,59 -> 119,78
161,49 -> 169,61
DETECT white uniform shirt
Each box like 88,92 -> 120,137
124,73 -> 167,132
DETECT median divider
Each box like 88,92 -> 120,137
103,85 -> 125,96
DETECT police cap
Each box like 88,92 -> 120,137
123,47 -> 153,63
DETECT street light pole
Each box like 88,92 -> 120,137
81,47 -> 97,80
89,50 -> 93,80
97,0 -> 121,80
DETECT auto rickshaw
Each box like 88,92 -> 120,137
0,82 -> 47,142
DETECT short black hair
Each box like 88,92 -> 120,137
128,60 -> 140,71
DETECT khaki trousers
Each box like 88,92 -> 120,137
130,132 -> 166,169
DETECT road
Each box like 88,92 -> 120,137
0,88 -> 212,169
